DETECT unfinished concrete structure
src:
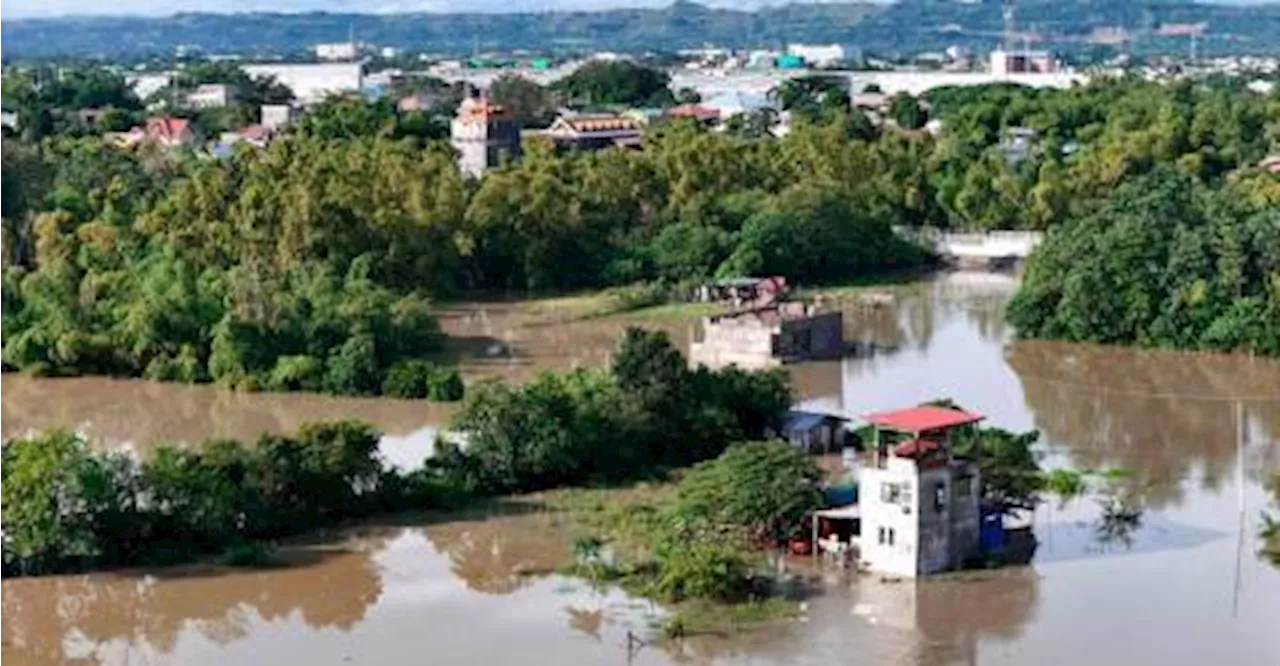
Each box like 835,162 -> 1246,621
689,301 -> 843,369
858,406 -> 984,577
450,93 -> 521,177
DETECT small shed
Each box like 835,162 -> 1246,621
781,410 -> 847,454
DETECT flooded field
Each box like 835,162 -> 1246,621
4,271 -> 1279,666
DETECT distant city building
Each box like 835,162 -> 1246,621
185,83 -> 235,109
746,50 -> 782,69
260,104 -> 296,131
126,73 -> 174,102
701,91 -> 774,119
451,94 -> 521,177
989,49 -> 1059,75
109,116 -> 199,149
530,112 -> 644,152
397,91 -> 444,113
242,63 -> 362,105
787,43 -> 857,67
380,46 -> 403,59
314,42 -> 359,61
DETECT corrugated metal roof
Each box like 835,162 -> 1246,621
863,406 -> 983,433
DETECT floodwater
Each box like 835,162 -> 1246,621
4,271 -> 1280,666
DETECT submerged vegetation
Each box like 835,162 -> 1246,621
1,328 -> 797,582
0,421 -> 444,575
549,442 -> 823,632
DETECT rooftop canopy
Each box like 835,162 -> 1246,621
863,405 -> 984,434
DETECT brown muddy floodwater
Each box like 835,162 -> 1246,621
4,271 -> 1280,666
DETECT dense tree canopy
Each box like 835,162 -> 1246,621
2,73 -> 1277,378
554,61 -> 675,108
1008,170 -> 1280,354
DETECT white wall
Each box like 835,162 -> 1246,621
243,62 -> 362,104
859,458 -> 921,577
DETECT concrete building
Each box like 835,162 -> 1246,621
989,49 -> 1058,75
701,90 -> 774,119
260,104 -> 296,131
109,116 -> 199,149
314,42 -> 359,61
451,94 -> 521,177
126,73 -> 174,102
690,301 -> 844,369
530,113 -> 643,151
788,43 -> 856,68
185,83 -> 234,109
858,406 -> 984,577
242,63 -> 363,105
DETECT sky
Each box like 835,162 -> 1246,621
1,0 -> 1269,20
2,0 -> 801,20
2,0 -> 721,17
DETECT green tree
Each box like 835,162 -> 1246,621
675,441 -> 823,542
889,93 -> 927,129
555,61 -> 674,108
489,74 -> 557,128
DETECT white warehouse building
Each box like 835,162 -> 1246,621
242,62 -> 363,105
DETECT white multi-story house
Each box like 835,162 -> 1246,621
858,405 -> 985,577
186,83 -> 234,109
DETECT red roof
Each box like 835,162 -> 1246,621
666,104 -> 720,121
145,116 -> 192,141
864,406 -> 983,433
893,438 -> 942,458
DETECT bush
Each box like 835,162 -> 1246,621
382,359 -> 435,398
675,441 -> 823,543
382,360 -> 465,401
324,333 -> 380,395
426,366 -> 465,401
144,345 -> 206,383
266,355 -> 325,391
1,431 -> 139,573
651,539 -> 749,602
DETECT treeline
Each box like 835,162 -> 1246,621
0,136 -> 465,394
923,77 -> 1279,230
1008,169 -> 1280,355
435,328 -> 792,494
3,73 -> 1278,383
1,421 -> 430,575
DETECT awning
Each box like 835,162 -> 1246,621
812,504 -> 860,520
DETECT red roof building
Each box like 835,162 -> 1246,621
665,104 -> 720,124
864,406 -> 984,435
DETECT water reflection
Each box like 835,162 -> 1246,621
1008,341 -> 1280,508
5,272 -> 1280,666
422,505 -> 571,595
2,531 -> 388,666
0,375 -> 453,453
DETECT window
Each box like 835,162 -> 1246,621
934,483 -> 947,513
878,527 -> 886,545
877,527 -> 896,546
881,482 -> 902,504
956,474 -> 974,498
886,528 -> 896,546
